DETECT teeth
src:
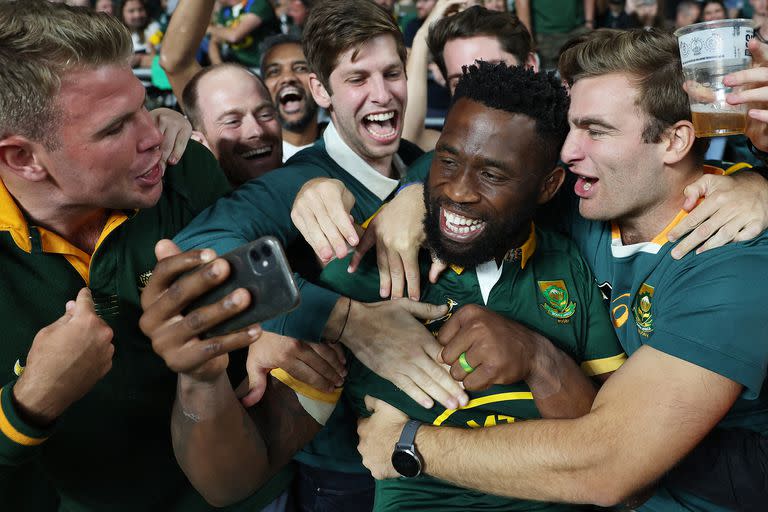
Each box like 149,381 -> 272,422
241,147 -> 271,158
365,111 -> 395,122
279,86 -> 301,99
443,209 -> 485,234
365,125 -> 397,138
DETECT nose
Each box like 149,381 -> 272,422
242,113 -> 266,140
368,74 -> 392,106
560,129 -> 582,166
137,109 -> 163,154
443,167 -> 480,205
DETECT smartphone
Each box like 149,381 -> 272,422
186,236 -> 301,338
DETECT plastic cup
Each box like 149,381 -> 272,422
675,19 -> 754,137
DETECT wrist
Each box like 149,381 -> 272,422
322,296 -> 353,344
12,375 -> 59,427
524,334 -> 563,397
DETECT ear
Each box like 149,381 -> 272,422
525,52 -> 539,73
0,136 -> 49,182
308,72 -> 332,110
662,120 -> 696,166
537,166 -> 565,204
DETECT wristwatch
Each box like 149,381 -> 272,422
391,419 -> 423,478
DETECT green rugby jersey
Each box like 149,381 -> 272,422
320,225 -> 626,511
0,142 -> 290,511
176,124 -> 424,474
217,0 -> 279,67
563,169 -> 768,512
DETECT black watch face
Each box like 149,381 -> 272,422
392,449 -> 421,478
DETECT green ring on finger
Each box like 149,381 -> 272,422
458,351 -> 474,374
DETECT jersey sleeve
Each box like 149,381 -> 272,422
403,151 -> 433,184
0,382 -> 51,467
572,252 -> 627,377
174,167 -> 341,342
652,241 -> 768,399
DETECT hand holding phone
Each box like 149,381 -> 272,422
186,237 -> 301,338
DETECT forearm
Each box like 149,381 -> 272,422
416,414 -> 620,505
402,25 -> 430,144
210,17 -> 261,45
172,373 -> 269,506
263,278 -> 342,342
160,0 -> 211,107
583,0 -> 595,24
526,335 -> 597,419
516,0 -> 532,35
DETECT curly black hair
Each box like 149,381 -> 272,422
453,61 -> 570,170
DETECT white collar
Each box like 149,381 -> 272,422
322,122 -> 402,200
475,260 -> 504,305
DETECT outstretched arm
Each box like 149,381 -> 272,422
159,0 -> 212,110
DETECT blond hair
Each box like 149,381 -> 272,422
0,0 -> 133,148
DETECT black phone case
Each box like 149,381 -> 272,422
188,237 -> 301,338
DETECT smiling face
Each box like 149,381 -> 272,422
41,65 -> 165,211
262,42 -> 318,133
195,67 -> 282,184
311,34 -> 406,175
561,73 -> 668,224
425,98 -> 549,267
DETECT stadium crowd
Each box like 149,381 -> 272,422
2,0 -> 768,511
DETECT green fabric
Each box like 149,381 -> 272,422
0,142 -> 290,511
320,226 -> 623,511
530,0 -> 584,34
565,182 -> 768,512
175,138 -> 406,474
217,0 -> 279,68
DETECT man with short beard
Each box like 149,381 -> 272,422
260,34 -> 322,161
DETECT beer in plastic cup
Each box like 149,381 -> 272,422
675,19 -> 754,137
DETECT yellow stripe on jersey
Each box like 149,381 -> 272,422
724,162 -> 751,175
433,391 -> 533,426
0,388 -> 48,446
270,368 -> 342,404
580,353 -> 627,377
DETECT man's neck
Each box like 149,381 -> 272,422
3,178 -> 108,254
283,119 -> 320,148
617,163 -> 702,246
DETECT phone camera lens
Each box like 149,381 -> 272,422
261,245 -> 272,258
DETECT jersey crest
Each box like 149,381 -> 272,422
424,297 -> 458,326
633,283 -> 655,337
537,280 -> 576,323
138,270 -> 152,292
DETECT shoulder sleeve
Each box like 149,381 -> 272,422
570,245 -> 627,377
164,141 -> 231,219
651,241 -> 768,399
0,383 -> 51,467
404,151 -> 434,184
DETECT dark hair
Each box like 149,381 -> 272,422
701,0 -> 727,17
428,6 -> 532,83
181,63 -> 268,131
302,0 -> 406,91
259,33 -> 303,74
453,61 -> 569,170
559,28 -> 708,161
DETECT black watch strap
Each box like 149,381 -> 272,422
397,419 -> 422,447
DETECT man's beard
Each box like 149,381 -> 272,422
423,184 -> 536,268
279,102 -> 318,133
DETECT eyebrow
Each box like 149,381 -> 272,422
435,142 -> 460,155
571,116 -> 618,131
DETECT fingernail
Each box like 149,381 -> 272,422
248,326 -> 262,339
420,399 -> 433,409
349,235 -> 359,245
223,291 -> 242,309
200,249 -> 216,262
168,155 -> 178,165
446,398 -> 458,410
380,288 -> 387,298
206,260 -> 223,278
347,266 -> 354,273
458,394 -> 468,407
